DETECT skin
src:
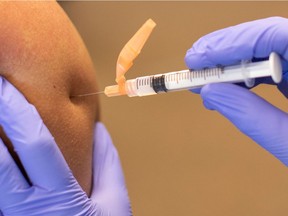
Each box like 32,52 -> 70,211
0,2 -> 99,195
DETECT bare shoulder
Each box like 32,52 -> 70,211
0,1 -> 99,194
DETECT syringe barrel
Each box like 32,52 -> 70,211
125,77 -> 158,97
124,52 -> 282,97
125,69 -> 222,97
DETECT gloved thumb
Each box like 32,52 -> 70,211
201,83 -> 288,166
91,122 -> 132,216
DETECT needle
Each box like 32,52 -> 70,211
71,91 -> 104,97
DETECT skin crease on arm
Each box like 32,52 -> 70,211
0,2 -> 99,195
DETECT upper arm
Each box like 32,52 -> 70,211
0,2 -> 99,194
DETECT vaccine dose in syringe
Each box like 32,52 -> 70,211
104,52 -> 282,97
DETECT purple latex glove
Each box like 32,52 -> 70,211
0,77 -> 131,215
185,17 -> 288,166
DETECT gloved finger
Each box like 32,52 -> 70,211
91,122 -> 131,215
201,83 -> 288,166
277,72 -> 288,98
189,88 -> 202,94
185,17 -> 288,71
0,77 -> 73,189
0,138 -> 29,207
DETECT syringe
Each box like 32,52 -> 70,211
104,52 -> 282,97
71,20 -> 282,99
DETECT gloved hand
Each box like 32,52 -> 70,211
185,16 -> 288,166
0,77 -> 131,215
